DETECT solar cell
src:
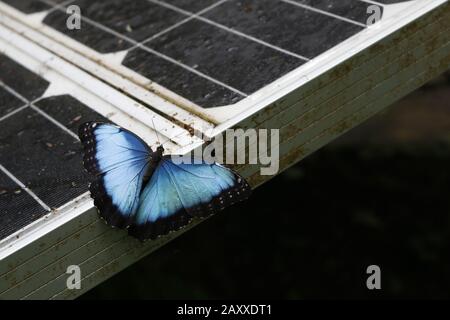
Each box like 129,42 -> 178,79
0,54 -> 113,240
0,54 -> 49,100
0,170 -> 48,240
35,95 -> 108,133
0,107 -> 86,209
0,87 -> 25,118
123,48 -> 244,107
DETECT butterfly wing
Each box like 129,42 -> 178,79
129,157 -> 251,240
78,122 -> 152,228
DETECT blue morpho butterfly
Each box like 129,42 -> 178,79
78,122 -> 251,241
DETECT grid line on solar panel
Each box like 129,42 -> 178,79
0,0 -> 400,108
1,18 -> 200,149
128,0 -> 231,50
0,82 -> 79,140
288,0 -> 383,25
0,86 -> 27,118
0,27 -> 202,158
199,0 -> 365,59
141,0 -> 370,59
0,47 -> 199,204
36,0 -> 363,107
0,104 -> 29,122
0,81 -> 51,220
145,0 -> 310,60
136,20 -> 305,93
0,80 -> 89,212
40,0 -> 249,97
367,0 -> 415,4
46,0 -> 76,14
0,164 -> 51,212
360,0 -> 379,4
0,80 -> 46,122
0,54 -> 50,101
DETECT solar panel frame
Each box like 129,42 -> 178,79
0,0 -> 448,299
0,0 -> 392,127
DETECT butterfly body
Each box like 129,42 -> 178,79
78,122 -> 251,241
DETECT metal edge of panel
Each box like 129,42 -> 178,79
0,2 -> 217,133
240,24 -> 450,177
249,53 -> 449,188
0,0 -> 446,128
248,46 -> 450,187
230,3 -> 449,174
209,0 -> 449,133
245,29 -> 450,182
235,1 -> 449,133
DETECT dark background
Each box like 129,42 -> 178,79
81,73 -> 450,299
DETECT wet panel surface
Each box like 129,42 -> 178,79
43,9 -> 132,53
71,0 -> 186,43
0,54 -> 49,101
0,0 -> 71,14
0,55 -> 111,240
0,0 -> 51,13
292,0 -> 383,24
1,0 -> 421,113
0,171 -> 48,240
202,0 -> 364,58
6,0 -> 392,110
0,87 -> 26,118
35,94 -> 108,134
164,0 -> 222,12
145,19 -> 305,94
0,107 -> 87,210
123,48 -> 244,107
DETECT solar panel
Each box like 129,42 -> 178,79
0,0 -> 448,299
0,47 -> 195,239
38,0 -> 371,110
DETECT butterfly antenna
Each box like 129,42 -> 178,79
151,117 -> 162,146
